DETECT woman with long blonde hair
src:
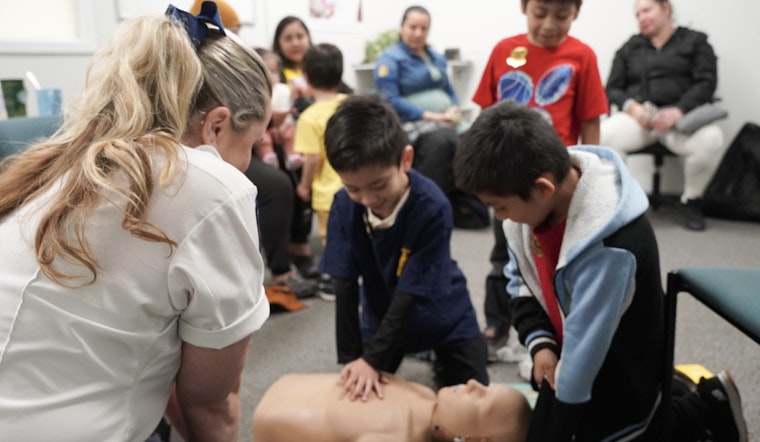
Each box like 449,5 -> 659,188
0,3 -> 272,440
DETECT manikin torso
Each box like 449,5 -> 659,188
252,373 -> 436,441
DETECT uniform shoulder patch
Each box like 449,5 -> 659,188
377,64 -> 389,78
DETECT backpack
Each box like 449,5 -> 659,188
450,190 -> 490,229
701,122 -> 760,222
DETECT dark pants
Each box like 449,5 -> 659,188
412,126 -> 457,197
485,215 -> 512,337
669,377 -> 711,442
526,371 -> 710,441
377,336 -> 489,389
244,152 -> 312,276
432,336 -> 489,388
272,143 -> 313,245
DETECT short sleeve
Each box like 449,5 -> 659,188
575,46 -> 609,122
472,43 -> 500,109
293,111 -> 322,156
167,186 -> 269,350
395,205 -> 452,297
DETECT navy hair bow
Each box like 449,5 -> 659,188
165,2 -> 226,48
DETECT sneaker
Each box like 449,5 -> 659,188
292,254 -> 320,279
518,357 -> 533,382
495,340 -> 529,363
698,370 -> 748,442
483,326 -> 509,363
272,271 -> 317,299
317,274 -> 336,301
683,199 -> 706,231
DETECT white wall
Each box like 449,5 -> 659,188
1,0 -> 758,145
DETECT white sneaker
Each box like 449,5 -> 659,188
496,342 -> 529,363
518,357 -> 532,382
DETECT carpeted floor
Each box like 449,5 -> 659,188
177,205 -> 760,441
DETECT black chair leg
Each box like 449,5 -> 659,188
661,272 -> 681,440
630,143 -> 677,211
650,154 -> 664,209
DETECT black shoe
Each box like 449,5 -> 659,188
672,367 -> 698,395
292,254 -> 320,279
683,199 -> 706,231
317,273 -> 335,301
697,370 -> 748,442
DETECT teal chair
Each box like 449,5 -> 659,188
0,115 -> 62,160
661,267 -> 760,439
665,267 -> 760,356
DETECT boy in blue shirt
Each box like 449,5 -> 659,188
453,99 -> 747,441
319,96 -> 487,401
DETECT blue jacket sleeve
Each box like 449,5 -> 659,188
374,52 -> 425,121
554,245 -> 637,404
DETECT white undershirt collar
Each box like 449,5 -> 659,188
366,185 -> 411,229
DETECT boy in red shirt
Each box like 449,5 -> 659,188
472,0 -> 608,358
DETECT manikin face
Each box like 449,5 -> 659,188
521,1 -> 580,48
635,0 -> 671,38
278,21 -> 311,66
400,10 -> 430,53
435,380 -> 525,439
336,146 -> 413,220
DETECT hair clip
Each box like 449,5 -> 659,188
165,1 -> 226,48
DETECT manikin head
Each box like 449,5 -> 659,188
430,379 -> 531,442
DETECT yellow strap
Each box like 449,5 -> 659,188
396,247 -> 412,277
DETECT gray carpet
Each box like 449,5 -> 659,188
200,206 -> 760,441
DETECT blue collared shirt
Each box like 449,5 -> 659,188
374,42 -> 459,121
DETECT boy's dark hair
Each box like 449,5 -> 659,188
302,43 -> 343,90
522,0 -> 582,8
325,96 -> 407,172
454,100 -> 571,200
